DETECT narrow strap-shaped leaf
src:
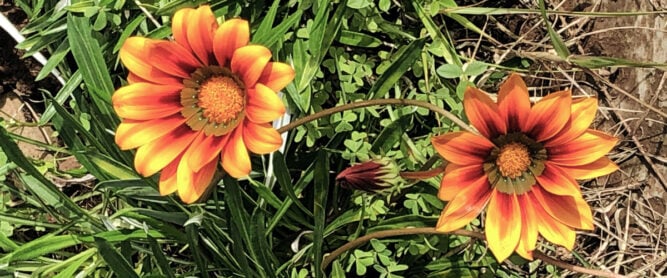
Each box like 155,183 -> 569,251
273,152 -> 313,217
412,1 -> 461,66
0,234 -> 80,263
371,115 -> 413,153
94,237 -> 140,278
185,222 -> 210,278
223,177 -> 265,276
148,236 -> 176,278
313,150 -> 329,277
67,14 -> 115,121
39,70 -> 82,124
368,38 -> 426,99
538,0 -> 570,58
0,126 -> 92,223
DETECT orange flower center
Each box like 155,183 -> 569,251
198,76 -> 245,124
181,66 -> 246,136
496,142 -> 531,178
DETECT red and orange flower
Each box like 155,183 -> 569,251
432,74 -> 618,261
112,6 -> 295,203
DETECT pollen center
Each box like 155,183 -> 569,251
181,66 -> 247,136
496,142 -> 531,178
198,76 -> 245,124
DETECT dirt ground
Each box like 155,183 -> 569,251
563,0 -> 667,275
0,0 -> 665,276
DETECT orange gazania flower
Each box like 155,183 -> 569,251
432,74 -> 618,262
112,6 -> 295,203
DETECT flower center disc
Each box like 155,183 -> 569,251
181,66 -> 246,136
198,76 -> 245,124
496,142 -> 531,178
483,133 -> 547,194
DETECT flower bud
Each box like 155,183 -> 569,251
335,158 -> 400,193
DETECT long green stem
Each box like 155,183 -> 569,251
277,98 -> 475,134
321,227 -> 626,278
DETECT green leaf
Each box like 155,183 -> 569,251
313,150 -> 329,278
35,39 -> 69,81
538,0 -> 570,58
337,30 -> 382,48
40,71 -> 83,124
569,55 -> 667,70
463,61 -> 488,76
0,126 -> 92,223
185,221 -> 211,278
436,64 -> 462,79
147,236 -> 176,278
0,234 -> 80,263
113,15 -> 145,53
253,9 -> 303,48
371,115 -> 413,153
67,14 -> 115,121
94,237 -> 140,278
368,38 -> 426,99
412,1 -> 461,66
52,249 -> 97,278
86,152 -> 139,180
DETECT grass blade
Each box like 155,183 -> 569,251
368,38 -> 426,99
94,237 -> 140,278
313,150 -> 329,277
538,0 -> 570,58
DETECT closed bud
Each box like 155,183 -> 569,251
336,158 -> 400,193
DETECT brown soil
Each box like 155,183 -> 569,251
0,2 -> 61,160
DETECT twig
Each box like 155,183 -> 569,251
321,227 -> 626,278
277,98 -> 475,134
134,0 -> 162,28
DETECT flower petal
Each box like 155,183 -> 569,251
134,126 -> 199,177
120,37 -> 182,84
258,62 -> 295,92
515,193 -> 539,260
158,153 -> 182,195
243,121 -> 282,154
536,162 -> 581,197
115,114 -> 187,150
532,186 -> 593,230
522,90 -> 572,142
221,126 -> 251,178
171,7 -> 195,51
549,129 -> 618,166
485,191 -> 522,262
213,19 -> 250,66
186,6 -> 217,65
559,157 -> 619,180
185,132 -> 229,173
464,87 -> 506,138
436,177 -> 492,232
113,83 -> 183,120
431,131 -> 494,166
149,41 -> 201,78
246,83 -> 286,123
177,156 -> 218,204
127,72 -> 150,84
438,163 -> 485,201
545,97 -> 598,147
231,45 -> 272,87
531,192 -> 576,250
497,73 -> 531,132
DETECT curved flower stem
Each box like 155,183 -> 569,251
399,165 -> 446,180
276,99 -> 475,134
321,227 -> 626,278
